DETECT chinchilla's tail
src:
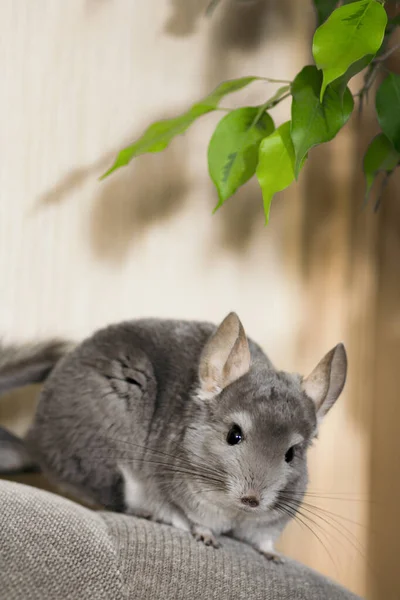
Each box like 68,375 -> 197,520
0,427 -> 39,474
0,339 -> 73,474
0,339 -> 73,396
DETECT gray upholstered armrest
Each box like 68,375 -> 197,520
0,480 -> 362,600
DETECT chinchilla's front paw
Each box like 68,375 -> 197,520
259,550 -> 285,564
126,508 -> 153,520
191,525 -> 220,548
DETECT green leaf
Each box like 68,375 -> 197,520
313,0 -> 339,26
312,0 -> 387,101
208,107 -> 275,207
375,73 -> 400,154
256,121 -> 306,224
197,77 -> 261,110
291,65 -> 354,178
363,133 -> 400,199
101,77 -> 259,179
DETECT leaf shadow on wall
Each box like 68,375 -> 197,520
36,128 -> 190,263
296,87 -> 386,433
90,146 -> 190,262
164,0 -> 209,36
164,0 -> 286,43
36,0 -> 296,261
84,0 -> 110,11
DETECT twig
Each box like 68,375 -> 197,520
265,91 -> 291,109
372,43 -> 400,63
250,91 -> 291,129
215,91 -> 290,118
356,19 -> 399,114
260,77 -> 292,85
356,62 -> 381,116
374,171 -> 394,212
206,0 -> 221,16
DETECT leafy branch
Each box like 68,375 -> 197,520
102,0 -> 400,224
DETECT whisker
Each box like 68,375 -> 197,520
281,497 -> 366,560
298,500 -> 367,530
282,498 -> 392,595
275,502 -> 339,573
99,437 -> 225,479
89,454 -> 224,485
88,440 -> 224,477
280,493 -> 367,529
302,490 -> 375,504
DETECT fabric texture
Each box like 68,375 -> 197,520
0,480 -> 362,600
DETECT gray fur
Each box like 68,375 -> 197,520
0,427 -> 38,473
0,339 -> 73,473
0,339 -> 73,395
0,314 -> 347,558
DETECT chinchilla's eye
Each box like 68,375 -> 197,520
285,446 -> 295,463
227,424 -> 243,445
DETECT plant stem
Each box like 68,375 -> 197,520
259,77 -> 292,84
266,91 -> 291,109
250,92 -> 291,128
372,43 -> 400,62
356,62 -> 381,115
206,0 -> 221,16
374,171 -> 393,212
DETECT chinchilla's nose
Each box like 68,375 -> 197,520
241,494 -> 260,508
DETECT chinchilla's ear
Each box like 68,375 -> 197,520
301,343 -> 347,422
198,312 -> 251,399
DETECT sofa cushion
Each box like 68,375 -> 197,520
0,480 -> 362,600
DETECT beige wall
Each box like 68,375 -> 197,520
2,2 -> 397,598
0,0 -> 305,349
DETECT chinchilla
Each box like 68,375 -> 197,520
0,313 -> 347,560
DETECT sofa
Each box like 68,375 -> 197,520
0,478 -> 362,600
